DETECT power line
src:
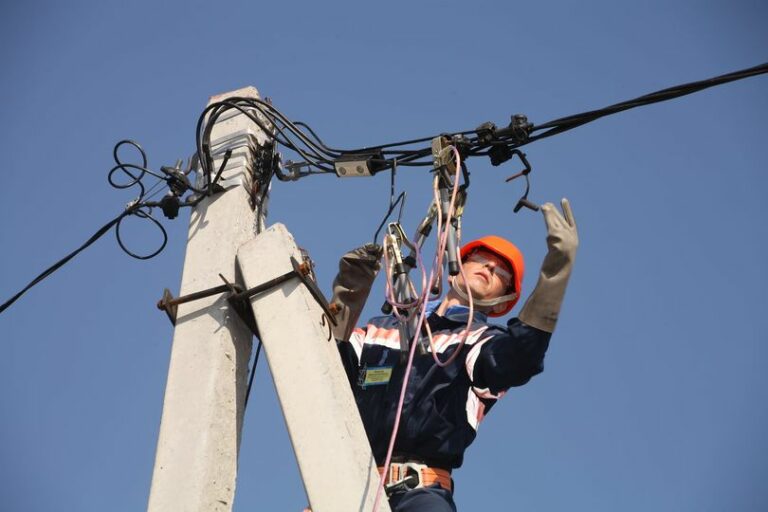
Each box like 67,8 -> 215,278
0,208 -> 132,314
526,62 -> 768,144
1,62 -> 766,315
194,62 -> 767,173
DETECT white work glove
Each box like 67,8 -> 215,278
518,198 -> 578,333
330,244 -> 383,341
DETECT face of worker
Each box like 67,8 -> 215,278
455,248 -> 513,302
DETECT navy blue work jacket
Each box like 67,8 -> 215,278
336,301 -> 551,470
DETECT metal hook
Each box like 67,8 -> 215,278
504,150 -> 540,213
321,314 -> 333,341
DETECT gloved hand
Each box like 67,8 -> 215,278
518,198 -> 578,333
330,243 -> 383,341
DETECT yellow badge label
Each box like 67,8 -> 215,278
363,366 -> 393,387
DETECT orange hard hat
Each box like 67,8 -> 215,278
460,235 -> 525,316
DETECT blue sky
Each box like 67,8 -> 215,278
1,1 -> 766,511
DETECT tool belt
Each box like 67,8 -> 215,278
379,461 -> 452,495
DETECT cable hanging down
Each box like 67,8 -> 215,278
0,138 -> 223,314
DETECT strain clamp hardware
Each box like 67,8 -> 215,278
333,149 -> 386,178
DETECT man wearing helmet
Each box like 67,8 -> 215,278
438,235 -> 525,318
330,199 -> 578,512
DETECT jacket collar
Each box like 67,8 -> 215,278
426,299 -> 488,324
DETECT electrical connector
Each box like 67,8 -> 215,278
333,150 -> 385,178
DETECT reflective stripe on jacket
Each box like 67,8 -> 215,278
336,300 -> 551,470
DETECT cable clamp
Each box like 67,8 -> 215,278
217,175 -> 245,190
333,149 -> 384,178
431,136 -> 457,174
193,166 -> 245,191
278,160 -> 314,181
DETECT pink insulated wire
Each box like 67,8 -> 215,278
372,146 -> 473,511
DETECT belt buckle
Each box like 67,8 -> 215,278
400,462 -> 424,490
384,462 -> 422,496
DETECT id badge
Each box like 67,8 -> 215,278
358,365 -> 393,389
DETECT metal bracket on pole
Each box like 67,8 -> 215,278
229,257 -> 337,327
157,283 -> 234,326
156,256 -> 336,338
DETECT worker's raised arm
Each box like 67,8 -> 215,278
518,198 -> 579,333
468,198 -> 578,393
329,243 -> 383,341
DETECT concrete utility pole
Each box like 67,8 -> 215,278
148,87 -> 389,511
148,87 -> 266,512
237,224 -> 389,512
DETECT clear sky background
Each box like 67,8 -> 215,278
1,1 -> 766,511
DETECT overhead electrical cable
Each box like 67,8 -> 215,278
191,62 -> 768,175
1,62 -> 766,315
0,208 -> 135,314
526,62 -> 768,144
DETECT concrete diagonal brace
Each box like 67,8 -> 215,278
237,223 -> 390,512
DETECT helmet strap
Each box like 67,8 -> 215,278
449,277 -> 517,311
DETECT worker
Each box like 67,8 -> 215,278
329,199 -> 578,512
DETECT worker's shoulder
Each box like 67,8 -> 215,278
362,314 -> 399,329
478,321 -> 508,335
475,317 -> 547,341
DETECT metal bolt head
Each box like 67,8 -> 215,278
339,167 -> 347,175
356,165 -> 364,174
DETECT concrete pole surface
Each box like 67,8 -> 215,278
148,87 -> 266,512
237,224 -> 390,512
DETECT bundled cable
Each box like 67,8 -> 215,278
527,62 -> 768,143
2,62 -> 766,315
195,63 -> 768,175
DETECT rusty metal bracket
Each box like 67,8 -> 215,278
157,283 -> 234,326
219,274 -> 259,338
229,256 -> 337,327
156,255 -> 336,334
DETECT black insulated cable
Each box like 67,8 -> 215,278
243,340 -> 263,410
526,62 -> 768,144
0,208 -> 133,314
3,63 -> 767,315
